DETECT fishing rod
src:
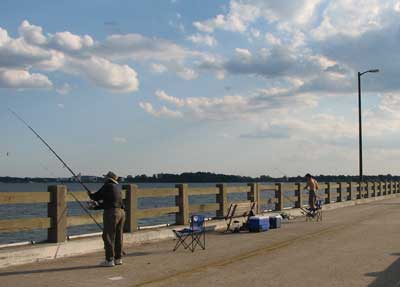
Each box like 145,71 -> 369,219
9,108 -> 103,231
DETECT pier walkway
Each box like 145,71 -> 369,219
1,197 -> 400,287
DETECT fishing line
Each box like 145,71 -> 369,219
9,108 -> 103,231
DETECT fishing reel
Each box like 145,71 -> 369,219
87,200 -> 104,210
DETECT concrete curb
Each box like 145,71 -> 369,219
1,193 -> 399,269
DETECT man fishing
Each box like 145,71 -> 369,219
89,171 -> 125,267
304,173 -> 319,211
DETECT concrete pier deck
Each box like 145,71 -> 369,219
2,197 -> 400,287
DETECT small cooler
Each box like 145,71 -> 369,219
248,216 -> 269,232
269,215 -> 282,229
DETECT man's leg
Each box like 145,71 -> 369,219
102,209 -> 117,261
115,209 -> 126,260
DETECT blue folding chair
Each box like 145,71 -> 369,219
173,215 -> 206,252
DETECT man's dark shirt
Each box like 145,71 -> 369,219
89,181 -> 124,209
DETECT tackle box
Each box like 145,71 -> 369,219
248,216 -> 269,232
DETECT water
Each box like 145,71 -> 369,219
0,182 -> 283,244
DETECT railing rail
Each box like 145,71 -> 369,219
1,181 -> 399,242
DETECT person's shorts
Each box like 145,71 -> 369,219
309,190 -> 317,206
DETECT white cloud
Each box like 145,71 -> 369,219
265,33 -> 282,46
0,69 -> 52,89
177,67 -> 198,80
112,137 -> 128,143
18,20 -> 47,45
139,102 -> 182,118
193,0 -> 321,34
155,90 -> 184,107
67,56 -> 139,92
50,31 -> 94,51
193,1 -> 260,33
150,63 -> 168,74
56,83 -> 71,94
97,33 -> 191,62
235,48 -> 252,59
57,103 -> 65,109
187,34 -> 217,47
143,84 -> 317,121
312,0 -> 389,40
0,21 -> 140,92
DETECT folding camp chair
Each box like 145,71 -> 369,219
173,215 -> 206,252
304,199 -> 323,222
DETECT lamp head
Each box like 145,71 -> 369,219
368,69 -> 379,73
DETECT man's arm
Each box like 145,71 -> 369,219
89,185 -> 105,201
314,179 -> 319,190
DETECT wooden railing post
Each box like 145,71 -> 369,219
175,184 -> 189,225
365,182 -> 370,198
216,184 -> 227,218
295,183 -> 304,208
123,184 -> 138,232
371,182 -> 376,197
378,182 -> 382,196
348,182 -> 353,201
382,182 -> 387,196
338,182 -> 345,202
275,183 -> 284,211
247,183 -> 260,214
47,185 -> 67,243
357,182 -> 362,199
388,181 -> 393,195
325,183 -> 331,204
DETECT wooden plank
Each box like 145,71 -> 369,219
67,213 -> 103,227
136,206 -> 179,219
329,183 -> 340,189
283,195 -> 298,202
190,203 -> 220,213
0,192 -> 50,204
280,184 -> 298,191
67,190 -> 126,202
67,192 -> 91,202
227,200 -> 251,205
226,186 -> 250,193
259,198 -> 277,204
137,188 -> 178,198
318,183 -> 327,189
0,218 -> 51,233
188,187 -> 219,195
258,184 -> 276,191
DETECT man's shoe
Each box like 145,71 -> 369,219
100,260 -> 115,267
115,259 -> 123,265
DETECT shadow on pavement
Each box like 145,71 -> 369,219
366,253 -> 400,286
0,265 -> 100,277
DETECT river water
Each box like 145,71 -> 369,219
0,182 -> 286,244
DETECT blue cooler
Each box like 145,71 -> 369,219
248,216 -> 269,232
269,215 -> 282,229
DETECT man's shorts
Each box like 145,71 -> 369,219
309,190 -> 317,207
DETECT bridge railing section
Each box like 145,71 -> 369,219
0,181 -> 399,243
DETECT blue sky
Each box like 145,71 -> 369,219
1,0 -> 400,178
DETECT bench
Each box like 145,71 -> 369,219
225,201 -> 256,232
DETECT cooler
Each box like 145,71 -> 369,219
248,216 -> 269,232
269,215 -> 282,229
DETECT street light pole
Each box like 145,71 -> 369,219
358,72 -> 363,184
357,69 -> 379,185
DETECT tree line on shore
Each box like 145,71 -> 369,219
0,172 -> 399,183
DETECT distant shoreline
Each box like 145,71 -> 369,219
1,172 -> 398,184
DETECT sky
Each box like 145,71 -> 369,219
1,0 -> 400,178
